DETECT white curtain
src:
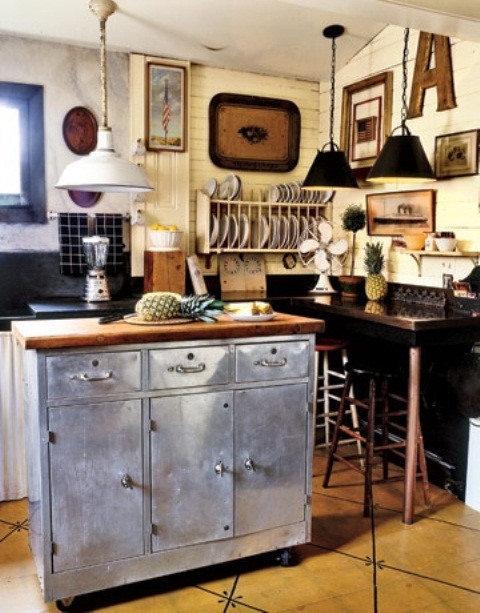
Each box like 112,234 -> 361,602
0,332 -> 26,500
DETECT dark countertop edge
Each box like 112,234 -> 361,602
290,296 -> 480,332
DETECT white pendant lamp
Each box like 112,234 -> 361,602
56,0 -> 153,193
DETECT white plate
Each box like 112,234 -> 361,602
203,177 -> 217,198
228,214 -> 238,247
279,215 -> 289,248
218,214 -> 229,247
218,178 -> 229,199
289,215 -> 299,248
225,173 -> 241,200
269,215 -> 279,248
239,214 -> 249,248
209,213 -> 219,246
227,312 -> 277,322
260,215 -> 269,248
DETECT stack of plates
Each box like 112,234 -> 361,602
218,174 -> 242,200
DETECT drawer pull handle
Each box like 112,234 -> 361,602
244,457 -> 256,472
175,363 -> 206,374
70,370 -> 113,382
121,473 -> 133,489
214,461 -> 225,477
254,358 -> 287,368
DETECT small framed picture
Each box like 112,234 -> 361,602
366,189 -> 435,236
340,72 -> 393,181
435,129 -> 479,179
146,62 -> 187,152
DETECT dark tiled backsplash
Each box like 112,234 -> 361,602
0,251 -> 128,313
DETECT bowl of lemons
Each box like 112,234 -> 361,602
149,224 -> 183,250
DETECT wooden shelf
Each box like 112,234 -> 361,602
402,249 -> 480,276
196,191 -> 332,255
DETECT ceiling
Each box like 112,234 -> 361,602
1,0 -> 480,81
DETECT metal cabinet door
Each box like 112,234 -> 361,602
234,384 -> 308,536
151,391 -> 234,552
49,400 -> 144,572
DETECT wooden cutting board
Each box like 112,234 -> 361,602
144,250 -> 186,294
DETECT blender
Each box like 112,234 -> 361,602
82,236 -> 111,301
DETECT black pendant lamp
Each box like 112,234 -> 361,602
303,25 -> 358,191
367,28 -> 435,184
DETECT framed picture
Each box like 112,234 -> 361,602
366,190 -> 436,236
435,130 -> 479,179
340,72 -> 393,181
146,62 -> 187,152
208,93 -> 300,172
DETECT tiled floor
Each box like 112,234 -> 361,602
1,450 -> 480,612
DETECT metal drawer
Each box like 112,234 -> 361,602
149,345 -> 230,389
235,340 -> 309,382
46,351 -> 141,400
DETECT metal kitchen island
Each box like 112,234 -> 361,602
13,313 -> 324,609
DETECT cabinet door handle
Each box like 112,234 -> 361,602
244,457 -> 257,471
121,474 -> 134,489
175,363 -> 206,374
254,358 -> 287,368
214,461 -> 225,477
70,371 -> 113,382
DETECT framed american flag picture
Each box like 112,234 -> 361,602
340,72 -> 393,182
146,62 -> 187,152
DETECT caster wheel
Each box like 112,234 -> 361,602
56,597 -> 76,611
276,548 -> 294,567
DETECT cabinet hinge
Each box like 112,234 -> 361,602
47,431 -> 55,444
149,419 -> 157,432
304,494 -> 312,506
51,541 -> 57,556
151,523 -> 158,536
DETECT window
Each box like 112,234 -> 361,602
0,81 -> 46,223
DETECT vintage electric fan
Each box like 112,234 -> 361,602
298,220 -> 348,293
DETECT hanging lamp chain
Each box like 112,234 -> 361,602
400,27 -> 410,135
328,35 -> 337,148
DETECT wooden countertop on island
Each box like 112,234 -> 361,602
12,313 -> 325,350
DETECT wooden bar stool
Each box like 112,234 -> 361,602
323,362 -> 431,517
314,339 -> 361,452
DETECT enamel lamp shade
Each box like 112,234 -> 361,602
56,0 -> 153,193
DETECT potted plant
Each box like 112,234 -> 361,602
338,204 -> 367,298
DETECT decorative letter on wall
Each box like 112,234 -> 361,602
408,32 -> 456,119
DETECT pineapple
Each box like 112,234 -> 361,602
364,242 -> 388,301
135,292 -> 225,323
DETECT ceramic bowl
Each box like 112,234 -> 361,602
403,235 -> 425,250
434,237 -> 457,252
149,230 -> 183,250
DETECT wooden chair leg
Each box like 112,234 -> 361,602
364,376 -> 377,517
323,372 -> 351,488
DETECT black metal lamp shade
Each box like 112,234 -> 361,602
367,132 -> 435,183
303,147 -> 359,190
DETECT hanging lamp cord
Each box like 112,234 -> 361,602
99,15 -> 108,129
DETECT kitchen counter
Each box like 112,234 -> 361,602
17,309 -> 323,605
13,312 -> 325,350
